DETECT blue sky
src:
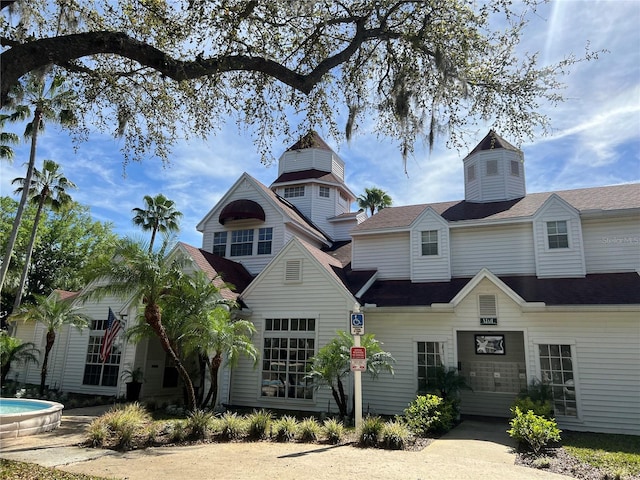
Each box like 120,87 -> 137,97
1,0 -> 639,248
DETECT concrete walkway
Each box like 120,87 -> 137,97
0,407 -> 572,479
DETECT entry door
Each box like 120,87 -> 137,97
457,331 -> 527,417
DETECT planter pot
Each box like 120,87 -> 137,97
126,381 -> 142,402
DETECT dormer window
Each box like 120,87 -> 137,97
547,221 -> 569,249
258,227 -> 273,255
230,229 -> 254,256
421,230 -> 438,256
212,232 -> 227,256
284,186 -> 305,198
486,159 -> 498,176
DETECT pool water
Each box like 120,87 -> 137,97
0,398 -> 54,414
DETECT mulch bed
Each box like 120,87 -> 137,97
516,447 -> 636,480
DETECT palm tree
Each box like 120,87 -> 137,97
0,113 -> 24,161
0,330 -> 40,384
357,187 -> 393,216
125,270 -> 226,406
185,306 -> 258,409
85,238 -> 198,410
11,159 -> 76,310
306,331 -> 395,418
10,292 -> 89,394
0,73 -> 77,296
132,194 -> 183,252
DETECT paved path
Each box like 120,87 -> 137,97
1,407 -> 572,479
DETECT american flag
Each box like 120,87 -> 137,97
100,308 -> 122,363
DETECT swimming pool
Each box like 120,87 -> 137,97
0,398 -> 64,439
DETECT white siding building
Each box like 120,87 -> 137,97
10,130 -> 639,435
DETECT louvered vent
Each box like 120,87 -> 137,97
478,294 -> 497,325
285,259 -> 302,283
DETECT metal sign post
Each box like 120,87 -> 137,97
350,310 -> 365,430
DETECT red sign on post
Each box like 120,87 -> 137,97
350,346 -> 367,371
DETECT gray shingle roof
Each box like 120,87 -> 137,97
352,183 -> 640,233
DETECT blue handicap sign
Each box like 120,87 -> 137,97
350,313 -> 364,334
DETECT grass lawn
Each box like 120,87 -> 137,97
562,431 -> 640,479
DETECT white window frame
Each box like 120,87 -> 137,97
82,319 -> 122,387
261,318 -> 316,401
534,341 -> 580,419
510,160 -> 520,177
230,229 -> 254,256
421,230 -> 439,256
546,220 -> 570,250
257,227 -> 273,255
284,186 -> 305,198
416,340 -> 445,393
319,186 -> 330,198
467,164 -> 476,182
486,159 -> 498,176
212,231 -> 227,256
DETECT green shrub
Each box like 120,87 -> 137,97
402,394 -> 455,436
101,402 -> 152,450
322,418 -> 345,444
381,420 -> 412,450
186,409 -> 215,439
511,396 -> 553,419
218,412 -> 247,440
247,409 -> 273,440
273,415 -> 299,442
298,417 -> 322,442
359,415 -> 384,447
169,420 -> 188,442
87,419 -> 109,447
507,407 -> 561,454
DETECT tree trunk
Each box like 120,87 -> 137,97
209,354 -> 222,409
1,362 -> 10,384
144,302 -> 196,410
12,196 -> 45,312
40,329 -> 55,395
148,226 -> 157,253
335,377 -> 348,417
0,109 -> 41,296
197,353 -> 207,405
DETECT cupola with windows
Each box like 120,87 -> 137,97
462,130 -> 526,203
269,131 -> 359,240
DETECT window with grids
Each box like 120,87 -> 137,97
467,164 -> 476,182
284,186 -> 305,198
258,227 -> 273,255
261,318 -> 315,400
539,344 -> 577,417
510,160 -> 520,176
319,186 -> 330,198
230,229 -> 254,256
212,231 -> 227,256
417,341 -> 443,393
83,319 -> 121,386
547,221 -> 569,249
421,230 -> 438,256
486,159 -> 498,176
